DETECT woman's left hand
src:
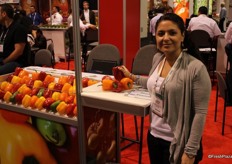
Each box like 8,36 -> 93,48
181,153 -> 195,164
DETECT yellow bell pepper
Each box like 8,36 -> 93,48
1,81 -> 9,90
11,76 -> 22,84
22,94 -> 31,108
0,113 -> 57,164
17,84 -> 27,94
3,91 -> 12,103
35,96 -> 46,110
56,101 -> 67,115
33,80 -> 43,88
52,92 -> 61,101
68,86 -> 76,96
48,82 -> 56,90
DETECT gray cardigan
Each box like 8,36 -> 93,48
137,51 -> 211,163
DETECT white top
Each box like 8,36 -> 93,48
147,60 -> 174,142
46,12 -> 63,25
225,22 -> 232,44
150,13 -> 163,36
187,14 -> 221,38
69,19 -> 89,33
84,9 -> 90,23
67,14 -> 72,27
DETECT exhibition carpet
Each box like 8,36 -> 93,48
55,61 -> 232,164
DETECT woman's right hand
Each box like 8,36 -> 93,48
117,65 -> 131,78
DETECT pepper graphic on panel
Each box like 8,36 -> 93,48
0,110 -> 57,164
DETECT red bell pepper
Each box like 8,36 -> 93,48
112,67 -> 125,81
111,80 -> 124,92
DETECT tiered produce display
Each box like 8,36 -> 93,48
0,67 -> 96,118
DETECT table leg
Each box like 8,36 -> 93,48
139,117 -> 144,164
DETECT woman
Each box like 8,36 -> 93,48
119,13 -> 211,164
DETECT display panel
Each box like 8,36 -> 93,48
173,0 -> 190,23
0,109 -> 79,164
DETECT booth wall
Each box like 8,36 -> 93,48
99,0 -> 140,70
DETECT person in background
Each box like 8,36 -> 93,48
46,6 -> 63,25
0,4 -> 29,74
219,2 -> 227,32
33,28 -> 47,49
80,1 -> 96,25
67,9 -> 72,27
162,0 -> 172,12
148,3 -> 156,20
28,5 -> 43,26
224,21 -> 232,104
187,6 -> 221,40
150,4 -> 165,44
119,13 -> 211,164
165,6 -> 174,13
69,10 -> 96,32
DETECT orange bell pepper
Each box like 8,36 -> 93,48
59,92 -> 69,101
21,86 -> 32,96
34,96 -> 46,110
4,83 -> 13,93
120,77 -> 133,90
56,101 -> 67,115
30,95 -> 39,109
102,79 -> 114,91
61,83 -> 72,93
58,76 -> 68,85
18,70 -> 29,78
73,106 -> 78,116
3,91 -> 12,103
22,94 -> 31,108
88,80 -> 98,86
20,76 -> 31,85
31,71 -> 39,81
44,74 -> 55,84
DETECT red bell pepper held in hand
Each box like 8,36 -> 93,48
111,80 -> 124,92
112,67 -> 125,81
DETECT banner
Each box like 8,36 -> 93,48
0,0 -> 20,4
173,0 -> 189,23
193,0 -> 213,15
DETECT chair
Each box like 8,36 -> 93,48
47,39 -> 55,68
121,44 -> 157,152
34,49 -> 53,67
214,71 -> 232,135
81,29 -> 99,67
86,44 -> 121,74
132,44 -> 157,75
188,30 -> 216,82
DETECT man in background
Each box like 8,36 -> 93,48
46,6 -> 63,25
219,2 -> 227,32
149,4 -> 165,44
0,4 -> 29,74
80,1 -> 96,25
187,6 -> 221,40
28,5 -> 43,26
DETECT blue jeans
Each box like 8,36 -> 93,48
0,61 -> 23,75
